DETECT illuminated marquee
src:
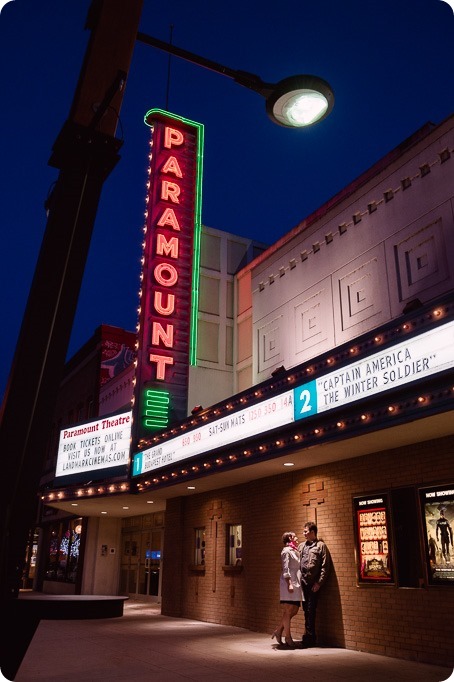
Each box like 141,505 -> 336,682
55,411 -> 132,485
133,110 -> 203,443
133,318 -> 454,476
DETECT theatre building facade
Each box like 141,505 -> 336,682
39,113 -> 454,667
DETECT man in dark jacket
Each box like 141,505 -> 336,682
298,521 -> 331,647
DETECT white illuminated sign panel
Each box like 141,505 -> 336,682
293,320 -> 454,421
133,392 -> 294,476
55,411 -> 132,481
133,319 -> 454,477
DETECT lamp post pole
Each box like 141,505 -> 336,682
0,1 -> 143,677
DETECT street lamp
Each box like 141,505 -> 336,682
136,32 -> 334,128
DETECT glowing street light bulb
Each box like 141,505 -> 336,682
284,90 -> 329,126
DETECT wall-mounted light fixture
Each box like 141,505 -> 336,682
403,298 -> 423,314
271,365 -> 287,378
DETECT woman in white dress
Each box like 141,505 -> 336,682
272,531 -> 303,647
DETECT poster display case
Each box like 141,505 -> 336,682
353,493 -> 394,584
419,484 -> 454,585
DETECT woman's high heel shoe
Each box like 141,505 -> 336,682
271,628 -> 283,645
284,636 -> 295,647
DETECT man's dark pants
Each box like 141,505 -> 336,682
302,582 -> 319,645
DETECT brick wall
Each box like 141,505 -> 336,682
161,435 -> 454,666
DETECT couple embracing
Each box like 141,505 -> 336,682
272,522 -> 331,648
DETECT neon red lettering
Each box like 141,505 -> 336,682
157,207 -> 181,231
152,322 -> 174,348
154,262 -> 178,287
164,127 -> 184,148
161,180 -> 180,203
156,234 -> 179,259
162,155 -> 183,177
153,291 -> 175,316
149,354 -> 174,380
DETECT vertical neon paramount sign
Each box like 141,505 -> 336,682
134,109 -> 203,444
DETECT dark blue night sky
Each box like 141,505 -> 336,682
1,0 -> 454,399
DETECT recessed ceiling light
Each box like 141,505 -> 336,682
283,462 -> 295,467
187,486 -> 196,490
146,500 -> 154,504
122,506 -> 129,510
101,511 -> 107,515
71,503 -> 78,506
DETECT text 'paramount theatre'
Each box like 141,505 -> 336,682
34,110 -> 454,667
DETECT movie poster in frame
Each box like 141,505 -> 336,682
353,493 -> 394,584
419,484 -> 454,585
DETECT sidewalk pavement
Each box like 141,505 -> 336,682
4,599 -> 453,682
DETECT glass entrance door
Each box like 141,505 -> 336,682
120,528 -> 162,601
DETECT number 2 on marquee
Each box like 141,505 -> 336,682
298,388 -> 312,413
293,380 -> 317,421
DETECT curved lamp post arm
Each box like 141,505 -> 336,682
136,31 -> 274,95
